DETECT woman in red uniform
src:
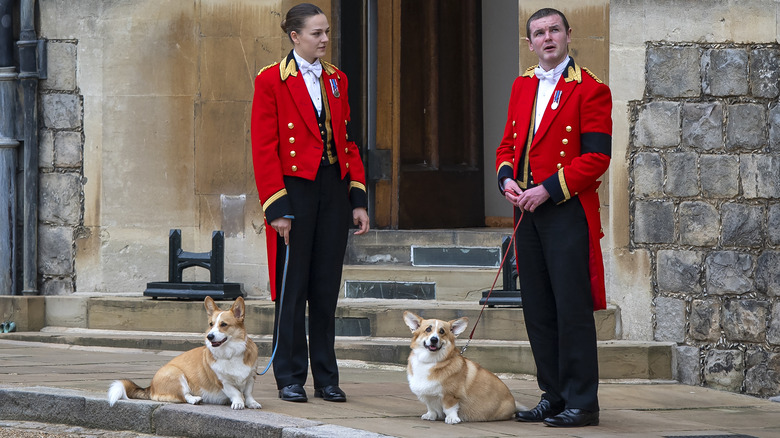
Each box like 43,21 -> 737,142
251,2 -> 369,403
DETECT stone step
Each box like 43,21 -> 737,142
340,265 -> 504,301
345,228 -> 512,266
1,328 -> 674,380
45,296 -> 618,342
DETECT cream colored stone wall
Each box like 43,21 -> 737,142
607,0 -> 780,341
38,0 -> 329,297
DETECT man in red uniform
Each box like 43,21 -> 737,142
496,8 -> 611,428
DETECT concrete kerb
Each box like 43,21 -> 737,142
0,387 -> 390,438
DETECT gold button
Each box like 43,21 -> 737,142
345,119 -> 348,124
512,121 -> 516,126
557,163 -> 562,169
289,137 -> 295,144
560,151 -> 566,157
512,146 -> 516,150
346,162 -> 350,168
513,133 -> 517,139
566,126 -> 572,132
290,151 -> 296,157
319,123 -> 322,127
288,122 -> 294,129
321,131 -> 325,135
562,139 -> 569,145
291,165 -> 298,172
600,228 -> 604,233
344,148 -> 349,153
598,207 -> 601,212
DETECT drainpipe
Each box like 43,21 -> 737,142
0,0 -> 18,295
18,0 -> 44,295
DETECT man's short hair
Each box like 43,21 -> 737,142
526,8 -> 570,39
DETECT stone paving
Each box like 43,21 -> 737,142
2,338 -> 780,437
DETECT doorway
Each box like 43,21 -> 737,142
343,0 -> 485,229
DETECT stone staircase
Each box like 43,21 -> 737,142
0,229 -> 676,381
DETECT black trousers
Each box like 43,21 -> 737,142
514,196 -> 600,412
272,164 -> 351,390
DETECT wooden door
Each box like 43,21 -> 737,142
375,0 -> 484,229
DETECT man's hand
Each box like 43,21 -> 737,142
270,217 -> 292,245
353,208 -> 370,235
516,185 -> 550,212
503,179 -> 523,207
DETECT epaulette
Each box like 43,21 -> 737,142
320,59 -> 338,76
582,67 -> 604,84
257,62 -> 278,76
521,64 -> 537,78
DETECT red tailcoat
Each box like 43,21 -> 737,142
495,59 -> 612,310
251,51 -> 367,299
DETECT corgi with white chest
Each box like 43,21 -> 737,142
403,311 -> 521,424
108,296 -> 261,410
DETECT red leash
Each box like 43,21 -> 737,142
461,210 -> 524,355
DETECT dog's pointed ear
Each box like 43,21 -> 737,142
403,311 -> 422,332
449,317 -> 469,337
231,297 -> 245,321
204,296 -> 217,316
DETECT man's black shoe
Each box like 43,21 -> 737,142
515,399 -> 564,422
278,384 -> 307,402
543,408 -> 599,427
314,385 -> 347,402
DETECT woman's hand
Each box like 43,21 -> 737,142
353,208 -> 370,235
270,217 -> 292,245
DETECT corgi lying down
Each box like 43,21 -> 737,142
403,311 -> 522,424
108,296 -> 261,410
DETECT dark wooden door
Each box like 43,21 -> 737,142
397,0 -> 484,229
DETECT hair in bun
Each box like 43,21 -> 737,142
281,3 -> 324,42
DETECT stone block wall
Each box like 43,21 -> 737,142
630,42 -> 780,397
37,40 -> 84,295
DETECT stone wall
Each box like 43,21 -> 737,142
630,42 -> 780,397
38,39 -> 83,295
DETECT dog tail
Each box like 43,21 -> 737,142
108,379 -> 151,406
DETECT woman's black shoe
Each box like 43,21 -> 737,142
278,384 -> 308,402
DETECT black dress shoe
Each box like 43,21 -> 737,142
543,408 -> 599,427
515,399 -> 564,422
314,385 -> 346,402
278,384 -> 307,402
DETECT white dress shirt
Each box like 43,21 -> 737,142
293,50 -> 323,116
534,56 -> 570,133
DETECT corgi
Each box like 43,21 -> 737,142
108,296 -> 261,410
403,311 -> 521,424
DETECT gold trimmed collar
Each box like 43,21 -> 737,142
521,58 -> 583,84
280,51 -> 339,81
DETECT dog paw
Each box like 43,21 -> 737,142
445,415 -> 462,425
421,412 -> 438,421
231,401 -> 246,410
185,395 -> 202,405
246,400 -> 262,409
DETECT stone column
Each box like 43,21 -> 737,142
0,66 -> 18,295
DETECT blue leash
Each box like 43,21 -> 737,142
257,219 -> 293,375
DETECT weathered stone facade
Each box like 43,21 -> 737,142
38,40 -> 84,295
630,42 -> 780,397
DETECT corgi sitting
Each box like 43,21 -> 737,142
108,296 -> 261,410
403,311 -> 521,424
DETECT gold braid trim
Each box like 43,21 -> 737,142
350,181 -> 366,192
258,62 -> 278,76
262,189 -> 288,212
582,67 -> 604,84
558,168 -> 570,203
